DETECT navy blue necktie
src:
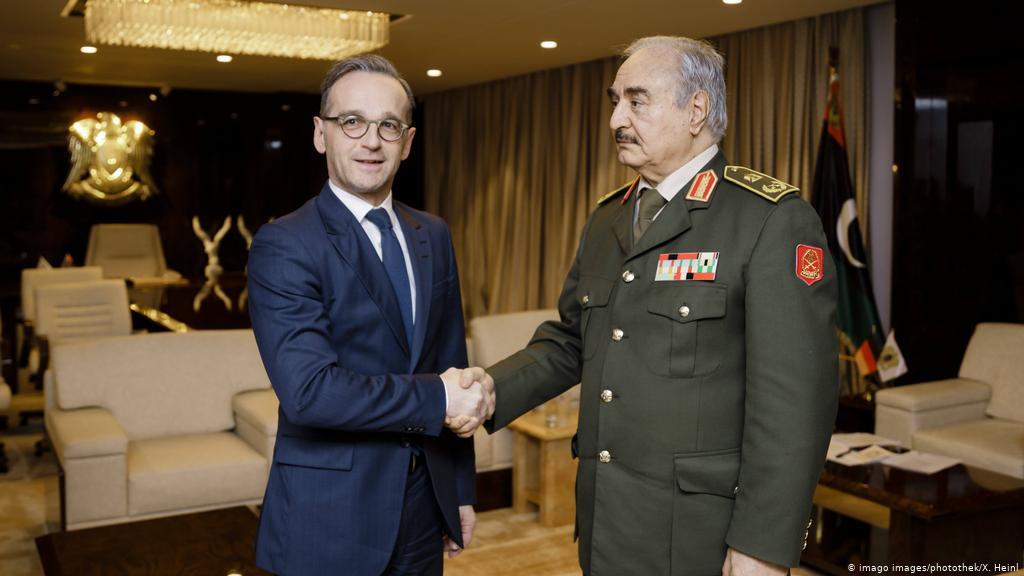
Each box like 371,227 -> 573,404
366,208 -> 414,347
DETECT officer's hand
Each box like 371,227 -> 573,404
721,547 -> 787,576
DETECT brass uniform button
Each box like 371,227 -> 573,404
600,390 -> 613,403
598,450 -> 611,463
582,294 -> 590,305
611,328 -> 624,341
622,270 -> 635,283
679,305 -> 690,318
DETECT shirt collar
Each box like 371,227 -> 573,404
328,180 -> 395,224
639,143 -> 719,202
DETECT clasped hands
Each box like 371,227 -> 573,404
441,366 -> 494,438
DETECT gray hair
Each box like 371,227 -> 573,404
623,36 -> 727,141
320,54 -> 415,122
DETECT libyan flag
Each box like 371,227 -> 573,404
810,64 -> 905,383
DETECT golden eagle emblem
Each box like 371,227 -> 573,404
63,112 -> 157,205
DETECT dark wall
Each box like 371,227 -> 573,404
891,1 -> 1024,382
0,80 -> 425,283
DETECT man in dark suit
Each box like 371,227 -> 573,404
248,54 -> 493,575
481,36 -> 839,575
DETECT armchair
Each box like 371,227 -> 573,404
18,266 -> 103,390
85,223 -> 181,283
46,329 -> 278,530
875,323 -> 1024,479
468,309 -> 563,473
30,279 -> 132,399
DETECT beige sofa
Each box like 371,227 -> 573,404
875,323 -> 1024,479
468,309 -> 562,473
45,330 -> 279,530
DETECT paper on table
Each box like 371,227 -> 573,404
830,432 -> 902,450
881,450 -> 960,475
830,444 -> 900,466
826,438 -> 850,461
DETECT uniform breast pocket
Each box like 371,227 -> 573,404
577,275 -> 614,360
643,283 -> 727,377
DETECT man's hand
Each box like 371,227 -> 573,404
459,367 -> 494,420
721,547 -> 787,576
441,367 -> 490,438
443,505 -> 476,558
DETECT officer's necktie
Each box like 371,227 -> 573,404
633,187 -> 667,245
366,208 -> 414,347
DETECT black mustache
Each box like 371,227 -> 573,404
615,129 -> 637,144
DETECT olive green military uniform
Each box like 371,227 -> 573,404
487,151 -> 838,575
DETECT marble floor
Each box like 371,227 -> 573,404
0,430 -> 60,576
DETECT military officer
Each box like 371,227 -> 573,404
483,36 -> 838,575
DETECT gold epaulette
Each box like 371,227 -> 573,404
597,177 -> 639,206
724,166 -> 799,203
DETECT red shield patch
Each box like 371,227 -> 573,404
685,169 -> 718,202
795,244 -> 824,286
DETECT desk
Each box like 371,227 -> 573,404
129,272 -> 251,331
804,459 -> 1024,574
508,410 -> 577,527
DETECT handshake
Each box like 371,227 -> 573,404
440,367 -> 495,438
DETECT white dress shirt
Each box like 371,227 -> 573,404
329,182 -> 449,410
329,181 -> 417,322
636,143 -> 719,224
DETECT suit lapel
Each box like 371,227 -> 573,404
625,151 -> 725,262
316,185 -> 410,358
396,203 -> 432,371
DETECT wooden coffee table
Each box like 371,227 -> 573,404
804,458 -> 1024,574
508,410 -> 578,527
35,506 -> 269,575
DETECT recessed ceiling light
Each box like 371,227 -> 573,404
80,45 -> 98,54
723,0 -> 742,4
426,69 -> 442,78
216,54 -> 233,63
149,93 -> 158,102
540,40 -> 558,49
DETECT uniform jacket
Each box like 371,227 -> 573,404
248,184 -> 474,575
487,152 -> 839,575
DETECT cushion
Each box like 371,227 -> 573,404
233,389 -> 279,435
959,323 -> 1024,423
54,330 -> 271,440
874,378 -> 990,412
128,432 -> 268,515
912,419 -> 1024,480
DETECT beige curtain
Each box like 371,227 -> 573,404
424,8 -> 869,320
717,8 -> 869,224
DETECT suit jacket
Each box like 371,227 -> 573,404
487,152 -> 838,575
248,183 -> 474,576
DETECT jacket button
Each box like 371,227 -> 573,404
678,305 -> 690,318
581,294 -> 590,305
622,270 -> 635,283
611,328 -> 624,341
598,450 -> 611,463
600,389 -> 613,403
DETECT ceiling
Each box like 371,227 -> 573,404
0,0 -> 881,96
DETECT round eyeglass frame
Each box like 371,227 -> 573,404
320,114 -> 411,142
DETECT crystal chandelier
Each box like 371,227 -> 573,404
75,0 -> 390,60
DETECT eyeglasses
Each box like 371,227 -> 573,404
320,114 -> 411,142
